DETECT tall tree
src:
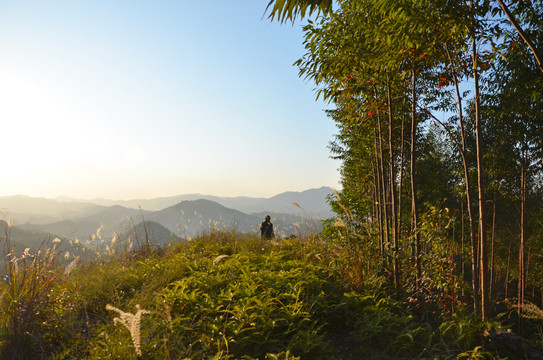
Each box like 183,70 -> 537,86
470,0 -> 490,320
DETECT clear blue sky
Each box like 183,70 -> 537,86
0,0 -> 340,200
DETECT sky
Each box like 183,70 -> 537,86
0,1 -> 341,200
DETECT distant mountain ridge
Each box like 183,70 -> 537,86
81,194 -> 267,213
0,195 -> 104,224
52,186 -> 336,217
1,187 -> 336,247
242,187 -> 335,216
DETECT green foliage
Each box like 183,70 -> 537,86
438,314 -> 503,355
407,207 -> 466,319
331,292 -> 434,357
320,214 -> 382,290
456,346 -> 495,360
0,232 -> 507,359
265,0 -> 332,24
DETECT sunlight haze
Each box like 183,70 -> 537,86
0,1 -> 340,200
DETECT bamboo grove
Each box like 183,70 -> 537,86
268,0 -> 543,322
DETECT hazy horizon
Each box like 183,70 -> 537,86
0,1 -> 340,201
0,185 -> 338,202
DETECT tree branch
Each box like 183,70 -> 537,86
496,0 -> 543,75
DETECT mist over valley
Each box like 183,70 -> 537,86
2,187 -> 335,253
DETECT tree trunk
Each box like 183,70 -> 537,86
490,193 -> 496,300
410,64 -> 421,287
506,246 -> 512,300
374,125 -> 384,257
377,111 -> 389,265
387,78 -> 400,288
471,1 -> 489,319
398,111 -> 406,244
461,200 -> 465,296
518,160 -> 526,333
465,155 -> 480,315
446,43 -> 479,314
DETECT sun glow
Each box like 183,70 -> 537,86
0,2 -> 340,200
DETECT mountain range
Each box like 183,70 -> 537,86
55,186 -> 335,215
0,187 -> 336,252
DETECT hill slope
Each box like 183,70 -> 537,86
0,233 -> 499,359
116,220 -> 183,248
147,199 -> 261,237
0,220 -> 59,251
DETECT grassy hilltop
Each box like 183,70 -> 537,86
0,231 -> 535,359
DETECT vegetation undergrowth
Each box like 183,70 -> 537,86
0,230 -> 522,359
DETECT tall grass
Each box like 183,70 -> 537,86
0,235 -> 63,358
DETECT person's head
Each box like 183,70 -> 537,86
265,215 -> 270,221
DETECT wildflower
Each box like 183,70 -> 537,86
106,304 -> 150,356
334,219 -> 347,228
64,256 -> 79,276
213,255 -> 229,264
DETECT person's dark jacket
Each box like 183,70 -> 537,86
260,220 -> 274,239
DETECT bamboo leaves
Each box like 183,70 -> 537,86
265,0 -> 332,24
